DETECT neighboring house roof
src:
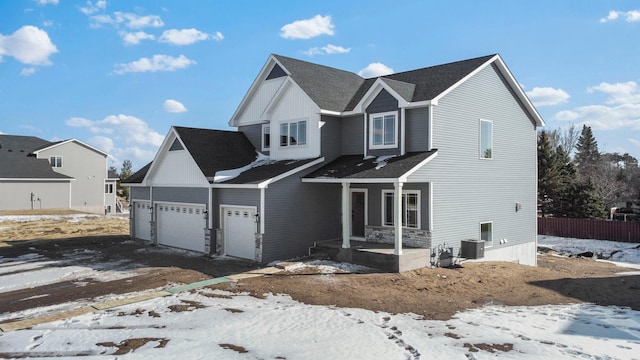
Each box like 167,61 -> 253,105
107,169 -> 119,180
31,138 -> 110,157
304,151 -> 438,182
122,162 -> 151,184
0,135 -> 72,180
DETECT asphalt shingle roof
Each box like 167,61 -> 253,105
219,158 -> 320,184
0,135 -> 72,179
304,151 -> 437,180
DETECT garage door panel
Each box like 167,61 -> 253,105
134,202 -> 151,241
224,207 -> 256,260
157,203 -> 206,253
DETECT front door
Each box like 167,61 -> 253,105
350,190 -> 367,238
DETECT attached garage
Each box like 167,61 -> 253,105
157,202 -> 206,253
222,206 -> 257,260
133,201 -> 151,241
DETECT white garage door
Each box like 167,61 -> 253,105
223,206 -> 256,260
157,203 -> 206,253
133,201 -> 151,241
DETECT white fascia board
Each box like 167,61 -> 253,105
210,183 -> 260,189
142,127 -> 180,185
259,77 -> 294,121
121,183 -> 145,187
257,157 -> 325,188
398,151 -> 439,182
431,55 -> 498,104
492,56 -> 545,127
301,177 -> 400,184
229,55 -> 290,127
319,109 -> 342,116
33,138 -> 110,157
351,79 -> 410,113
145,127 -> 208,186
0,178 -> 73,181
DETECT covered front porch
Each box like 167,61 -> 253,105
310,239 -> 430,272
302,152 -> 438,272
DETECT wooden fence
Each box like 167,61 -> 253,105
538,217 -> 640,243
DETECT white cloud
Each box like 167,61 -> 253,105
90,12 -> 164,29
526,87 -> 570,107
159,28 -> 218,46
80,0 -> 106,15
113,54 -> 195,74
120,31 -> 155,46
0,26 -> 58,66
66,114 -> 164,166
630,138 -> 640,147
43,20 -> 54,27
555,80 -> 640,131
35,0 -> 58,5
163,99 -> 188,113
600,10 -> 640,23
587,81 -> 640,104
358,63 -> 394,78
280,15 -> 335,40
304,44 -> 351,56
20,67 -> 37,76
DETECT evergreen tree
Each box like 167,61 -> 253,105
538,131 -> 561,217
574,125 -> 600,179
553,146 -> 578,217
119,160 -> 133,198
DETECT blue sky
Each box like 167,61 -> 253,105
1,0 -> 640,170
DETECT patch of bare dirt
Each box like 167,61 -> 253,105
96,338 -> 169,355
219,343 -> 248,354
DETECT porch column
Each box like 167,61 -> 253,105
341,182 -> 350,249
394,182 -> 403,255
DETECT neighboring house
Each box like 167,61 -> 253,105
0,135 -> 116,215
124,53 -> 544,270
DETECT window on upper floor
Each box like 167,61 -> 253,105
262,124 -> 270,151
105,184 -> 113,194
480,221 -> 493,247
382,190 -> 420,229
480,119 -> 493,159
370,112 -> 397,149
280,120 -> 307,147
50,156 -> 62,168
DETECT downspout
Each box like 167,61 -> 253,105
428,105 -> 433,150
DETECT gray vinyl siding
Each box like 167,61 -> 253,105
153,187 -> 209,205
0,181 -> 70,211
405,107 -> 430,152
130,187 -> 150,201
341,115 -> 364,155
262,174 -> 341,263
320,115 -> 342,161
354,183 -> 430,229
366,89 -> 401,157
238,124 -> 266,154
213,188 -> 260,229
411,63 -> 537,256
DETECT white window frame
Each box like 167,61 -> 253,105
480,221 -> 493,247
369,111 -> 398,149
261,124 -> 270,151
105,184 -> 114,194
279,119 -> 308,148
381,189 -> 420,229
479,119 -> 493,159
50,156 -> 62,168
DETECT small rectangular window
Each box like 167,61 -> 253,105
262,125 -> 270,150
50,156 -> 62,168
480,222 -> 493,247
480,119 -> 493,159
370,112 -> 397,149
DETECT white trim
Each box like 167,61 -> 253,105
400,151 -> 438,182
351,79 -> 410,113
155,200 -> 206,208
400,108 -> 406,155
381,188 -> 421,229
479,118 -> 493,160
32,138 -> 110,157
428,182 -> 433,231
302,177 -> 401,184
261,124 -> 271,152
427,105 -> 434,150
211,157 -> 325,189
0,178 -> 73,181
278,118 -> 309,148
219,204 -> 259,256
363,112 -> 368,158
341,182 -> 350,249
369,111 -> 398,150
480,221 -> 494,248
349,188 -> 368,239
259,188 -> 266,234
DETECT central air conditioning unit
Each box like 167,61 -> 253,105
461,239 -> 485,259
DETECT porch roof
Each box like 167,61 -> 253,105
302,150 -> 437,183
212,157 -> 322,185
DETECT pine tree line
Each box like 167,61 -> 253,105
538,125 -> 640,219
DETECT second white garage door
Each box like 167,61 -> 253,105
157,203 -> 206,253
223,206 -> 256,260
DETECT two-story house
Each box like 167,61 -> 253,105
0,135 -> 118,215
124,53 -> 544,271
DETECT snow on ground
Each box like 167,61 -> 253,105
0,214 -> 103,223
1,236 -> 639,358
538,235 -> 640,267
1,289 -> 638,359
